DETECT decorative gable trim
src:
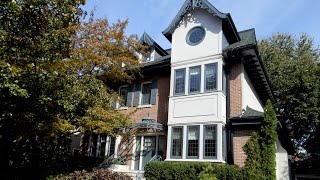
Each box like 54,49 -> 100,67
162,0 -> 240,43
139,32 -> 168,56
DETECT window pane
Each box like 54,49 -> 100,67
172,127 -> 183,157
142,83 -> 151,105
189,66 -> 201,93
204,125 -> 217,158
174,69 -> 185,95
119,87 -> 128,107
187,126 -> 199,158
205,63 -> 217,91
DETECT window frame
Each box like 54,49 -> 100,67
204,63 -> 218,92
186,26 -> 206,46
118,85 -> 129,107
189,66 -> 201,94
203,125 -> 218,159
186,126 -> 200,159
141,82 -> 152,105
174,68 -> 186,95
171,126 -> 183,159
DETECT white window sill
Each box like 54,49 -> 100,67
164,158 -> 226,163
117,107 -> 128,110
137,104 -> 152,108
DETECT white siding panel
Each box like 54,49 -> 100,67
173,96 -> 217,118
242,66 -> 264,112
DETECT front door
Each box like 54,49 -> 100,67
141,136 -> 156,169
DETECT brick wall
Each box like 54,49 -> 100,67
229,63 -> 243,118
233,128 -> 255,167
117,75 -> 170,124
116,74 -> 170,169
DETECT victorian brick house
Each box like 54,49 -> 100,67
71,0 -> 293,179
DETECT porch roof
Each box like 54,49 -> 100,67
131,118 -> 164,131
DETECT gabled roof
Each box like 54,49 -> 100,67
223,28 -> 257,51
223,28 -> 275,104
162,0 -> 240,43
138,32 -> 168,56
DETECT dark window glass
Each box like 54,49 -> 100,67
171,127 -> 183,158
174,69 -> 185,95
142,83 -> 152,105
119,87 -> 128,107
187,126 -> 199,158
189,66 -> 201,93
187,27 -> 205,45
205,63 -> 217,91
204,125 -> 217,158
223,68 -> 227,95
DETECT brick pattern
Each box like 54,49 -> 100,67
116,74 -> 170,169
233,129 -> 254,167
117,75 -> 170,124
229,63 -> 243,117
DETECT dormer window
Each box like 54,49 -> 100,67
142,54 -> 150,62
186,26 -> 206,46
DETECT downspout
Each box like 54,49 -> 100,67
226,68 -> 234,164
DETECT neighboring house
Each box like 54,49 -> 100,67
71,0 -> 294,179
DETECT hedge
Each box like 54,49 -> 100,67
144,161 -> 243,180
48,168 -> 132,180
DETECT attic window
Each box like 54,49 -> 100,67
186,26 -> 205,46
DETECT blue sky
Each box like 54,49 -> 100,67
83,0 -> 320,49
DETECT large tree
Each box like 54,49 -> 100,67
259,34 -> 320,173
0,0 -> 143,178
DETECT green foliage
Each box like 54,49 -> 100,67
144,161 -> 204,180
243,100 -> 277,180
144,161 -> 243,180
199,163 -> 244,180
259,34 -> 320,170
0,0 -> 143,179
243,132 -> 263,179
48,168 -> 132,180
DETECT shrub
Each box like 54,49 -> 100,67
144,161 -> 204,180
48,168 -> 132,180
243,100 -> 278,180
144,161 -> 243,180
199,163 -> 244,180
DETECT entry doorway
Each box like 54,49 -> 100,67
133,135 -> 165,170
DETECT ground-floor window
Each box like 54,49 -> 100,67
187,126 -> 199,158
171,127 -> 183,158
169,124 -> 225,161
87,134 -> 115,157
204,125 -> 217,159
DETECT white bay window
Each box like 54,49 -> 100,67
168,124 -> 224,161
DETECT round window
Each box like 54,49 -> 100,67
186,26 -> 206,45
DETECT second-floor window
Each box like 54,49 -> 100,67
174,69 -> 185,95
205,63 -> 217,91
189,66 -> 201,93
119,86 -> 128,107
141,83 -> 152,105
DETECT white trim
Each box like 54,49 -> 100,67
171,54 -> 223,67
117,85 -> 129,109
140,81 -> 152,106
131,136 -> 137,170
165,159 -> 227,163
168,123 -> 224,161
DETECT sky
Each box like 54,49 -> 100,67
83,0 -> 320,49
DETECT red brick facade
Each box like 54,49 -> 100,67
229,63 -> 243,118
117,75 -> 170,124
117,74 -> 170,169
233,128 -> 255,167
